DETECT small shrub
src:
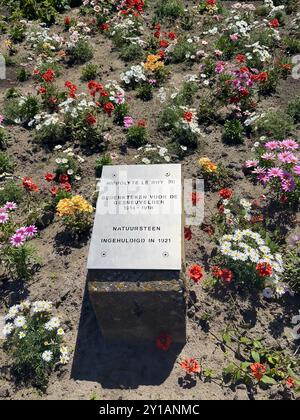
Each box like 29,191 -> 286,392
222,120 -> 244,144
0,181 -> 23,205
3,300 -> 70,390
5,96 -> 40,126
173,81 -> 198,107
0,152 -> 14,173
95,154 -> 113,176
126,124 -> 147,148
9,23 -> 26,42
114,103 -> 130,125
56,195 -> 94,236
137,83 -> 153,101
287,96 -> 300,123
0,127 -> 8,150
16,68 -> 30,83
81,63 -> 98,81
172,125 -> 198,148
171,39 -> 197,64
120,44 -> 144,62
284,37 -> 300,54
68,39 -> 93,64
255,111 -> 294,140
158,106 -> 181,132
154,0 -> 184,20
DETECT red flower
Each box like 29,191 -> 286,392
65,81 -> 77,98
286,377 -> 295,389
184,226 -> 192,241
219,188 -> 233,199
100,23 -> 109,31
180,358 -> 201,375
86,113 -> 97,125
42,69 -> 55,82
50,186 -> 59,196
154,30 -> 160,38
168,31 -> 176,40
188,264 -> 204,283
240,66 -> 250,74
212,265 -> 223,279
183,111 -> 193,122
65,16 -> 71,27
22,177 -> 39,192
250,363 -> 266,380
218,204 -> 225,214
103,102 -> 114,116
155,332 -> 172,351
61,182 -> 72,192
206,0 -> 217,5
252,72 -> 268,83
137,119 -> 147,127
39,87 -> 47,94
202,224 -> 215,235
159,39 -> 169,48
154,24 -> 161,30
256,262 -> 272,278
221,268 -> 233,284
269,18 -> 279,28
33,68 -> 40,75
235,54 -> 246,63
59,174 -> 69,184
44,173 -> 55,182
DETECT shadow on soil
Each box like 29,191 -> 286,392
71,284 -> 183,389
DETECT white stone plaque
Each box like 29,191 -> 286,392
87,164 -> 182,270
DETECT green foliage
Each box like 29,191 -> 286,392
5,95 -> 40,126
154,0 -> 184,21
284,36 -> 300,54
222,120 -> 244,144
16,68 -> 30,83
68,39 -> 93,64
172,125 -> 198,149
114,103 -> 129,125
35,123 -> 66,147
6,0 -> 70,25
287,96 -> 300,123
255,111 -> 294,140
137,82 -> 153,101
0,127 -> 8,150
171,39 -> 197,64
120,43 -> 144,62
0,152 -> 14,173
0,181 -> 23,205
9,23 -> 26,42
173,81 -> 198,107
81,63 -> 98,81
126,125 -> 147,148
158,106 -> 181,132
2,244 -> 38,280
95,154 -> 113,176
197,96 -> 216,124
283,247 -> 300,292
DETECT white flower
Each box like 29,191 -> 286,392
60,355 -> 70,364
57,328 -> 64,336
18,331 -> 26,339
42,350 -> 53,362
2,323 -> 14,337
14,316 -> 26,328
5,305 -> 21,321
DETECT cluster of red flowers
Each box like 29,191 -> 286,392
269,18 -> 279,28
86,113 -> 97,125
42,69 -> 55,83
256,262 -> 273,278
152,24 -> 177,58
183,111 -> 194,123
22,177 -> 39,193
212,266 -> 233,284
119,0 -> 144,16
44,172 -> 72,196
219,188 -> 233,200
180,358 -> 201,375
250,363 -> 266,380
155,332 -> 173,351
87,81 -> 115,116
188,264 -> 204,283
65,81 -> 78,98
100,22 -> 110,31
206,0 -> 217,5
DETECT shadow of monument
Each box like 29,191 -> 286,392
71,284 -> 184,389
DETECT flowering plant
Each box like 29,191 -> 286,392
3,300 -> 69,390
198,157 -> 232,191
56,195 -> 94,236
218,228 -> 287,295
245,138 -> 300,207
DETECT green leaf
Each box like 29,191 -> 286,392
251,351 -> 261,363
260,375 -> 277,385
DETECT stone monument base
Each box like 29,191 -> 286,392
88,269 -> 186,343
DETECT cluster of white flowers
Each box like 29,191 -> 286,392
134,144 -> 171,164
232,3 -> 256,11
111,15 -> 143,40
28,112 -> 64,131
264,0 -> 285,16
120,65 -> 146,85
220,229 -> 284,275
222,197 -> 252,224
59,95 -> 96,119
105,81 -> 125,105
245,42 -> 272,63
67,22 -> 91,48
180,107 -> 202,135
26,26 -> 64,51
31,300 -> 53,314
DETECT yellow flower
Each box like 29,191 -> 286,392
4,39 -> 12,49
143,54 -> 164,73
57,195 -> 93,217
198,157 -> 218,173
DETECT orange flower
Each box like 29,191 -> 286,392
180,358 -> 201,374
250,363 -> 266,380
219,188 -> 233,199
188,264 -> 204,283
286,377 -> 295,389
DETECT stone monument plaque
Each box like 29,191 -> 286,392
87,164 -> 186,344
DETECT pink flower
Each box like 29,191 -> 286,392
261,152 -> 276,161
15,227 -> 27,236
0,114 -> 4,125
10,233 -> 26,247
245,160 -> 259,168
4,202 -> 17,211
267,167 -> 284,178
294,165 -> 300,176
25,225 -> 38,237
278,152 -> 297,164
230,34 -> 239,42
265,141 -> 279,150
281,173 -> 295,192
123,116 -> 134,129
280,139 -> 298,150
215,62 -> 225,74
0,212 -> 9,224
